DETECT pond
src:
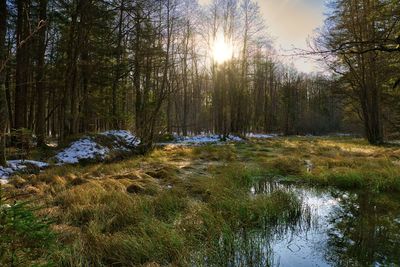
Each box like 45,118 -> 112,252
258,180 -> 400,267
201,179 -> 400,267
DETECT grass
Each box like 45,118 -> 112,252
236,137 -> 400,192
44,162 -> 301,266
3,136 -> 400,266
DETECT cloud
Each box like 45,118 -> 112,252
258,0 -> 326,73
259,0 -> 325,46
198,0 -> 211,5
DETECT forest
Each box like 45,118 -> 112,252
0,0 -> 400,266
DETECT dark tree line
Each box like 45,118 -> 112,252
0,0 -> 399,164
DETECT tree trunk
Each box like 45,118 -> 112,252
63,0 -> 79,140
15,0 -> 30,130
80,1 -> 93,133
0,0 -> 7,166
111,0 -> 124,129
35,0 -> 48,147
182,21 -> 190,136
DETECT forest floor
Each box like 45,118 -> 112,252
2,136 -> 400,266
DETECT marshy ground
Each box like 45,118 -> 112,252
2,136 -> 400,266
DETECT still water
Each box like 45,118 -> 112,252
249,180 -> 400,267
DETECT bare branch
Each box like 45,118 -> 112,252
0,20 -> 47,74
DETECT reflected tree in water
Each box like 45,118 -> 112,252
325,192 -> 400,266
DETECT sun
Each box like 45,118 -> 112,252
212,32 -> 233,64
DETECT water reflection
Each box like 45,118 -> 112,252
208,179 -> 400,267
253,180 -> 336,267
325,191 -> 400,267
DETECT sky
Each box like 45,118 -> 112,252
198,0 -> 327,73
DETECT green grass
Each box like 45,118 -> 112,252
43,163 -> 300,266
4,136 -> 400,266
235,137 -> 400,192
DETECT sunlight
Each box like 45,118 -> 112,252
212,32 -> 233,64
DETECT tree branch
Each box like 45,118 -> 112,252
0,20 -> 47,74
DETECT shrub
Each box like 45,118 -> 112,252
0,186 -> 55,266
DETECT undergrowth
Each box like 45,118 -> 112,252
48,164 -> 300,266
3,137 -> 400,266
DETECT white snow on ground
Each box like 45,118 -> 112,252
247,133 -> 278,139
387,140 -> 400,145
169,134 -> 243,145
0,167 -> 13,180
8,160 -> 49,169
333,133 -> 353,137
101,130 -> 140,147
227,135 -> 244,142
55,138 -> 110,164
55,130 -> 140,164
0,160 -> 49,180
1,130 -> 140,180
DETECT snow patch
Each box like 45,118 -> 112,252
0,160 -> 49,180
247,133 -> 278,139
387,140 -> 400,145
8,160 -> 49,169
227,135 -> 244,142
179,134 -> 243,144
101,130 -> 140,147
55,130 -> 140,164
55,138 -> 110,164
169,133 -> 279,144
1,130 -> 140,178
163,134 -> 243,145
333,133 -> 353,137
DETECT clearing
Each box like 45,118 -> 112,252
1,136 -> 400,266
